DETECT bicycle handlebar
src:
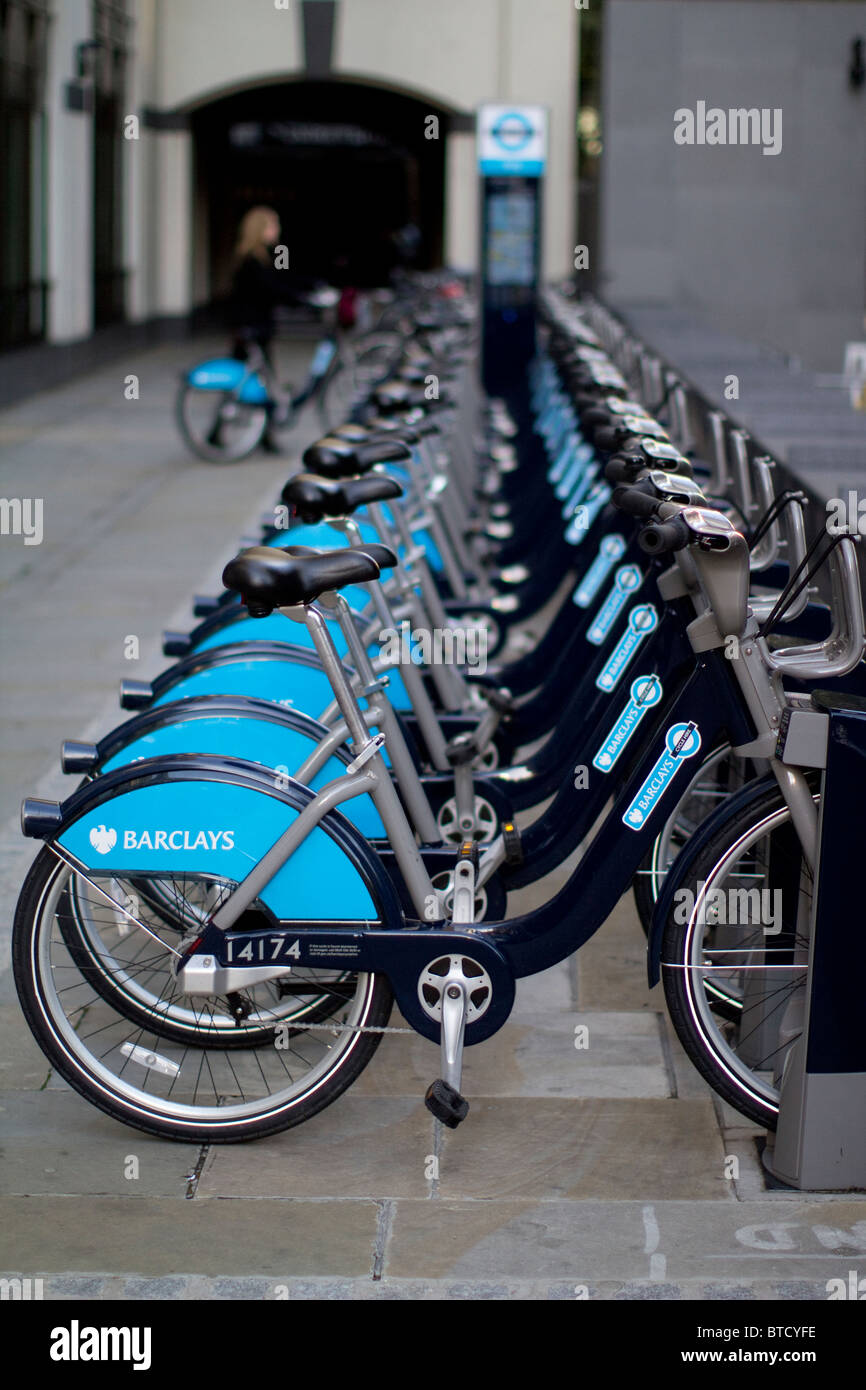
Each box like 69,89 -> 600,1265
610,485 -> 662,520
637,517 -> 692,555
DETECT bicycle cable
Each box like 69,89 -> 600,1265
757,528 -> 846,639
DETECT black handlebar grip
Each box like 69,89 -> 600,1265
578,406 -> 613,431
638,517 -> 692,555
573,392 -> 609,413
605,454 -> 648,485
611,486 -> 662,520
591,425 -> 628,454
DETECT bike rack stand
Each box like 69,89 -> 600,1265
764,695 -> 866,1190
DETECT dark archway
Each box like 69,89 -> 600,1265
191,78 -> 454,305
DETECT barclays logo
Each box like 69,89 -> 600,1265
88,825 -> 235,853
89,824 -> 117,855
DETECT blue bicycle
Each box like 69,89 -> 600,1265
176,291 -> 402,462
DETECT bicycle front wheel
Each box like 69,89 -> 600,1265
661,780 -> 816,1129
175,383 -> 267,462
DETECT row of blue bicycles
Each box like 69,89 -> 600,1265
13,280 -> 865,1144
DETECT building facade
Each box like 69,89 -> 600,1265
0,0 -> 578,352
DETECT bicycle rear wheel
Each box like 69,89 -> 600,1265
14,848 -> 393,1142
58,869 -> 356,1047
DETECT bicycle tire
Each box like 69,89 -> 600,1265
175,382 -> 267,463
661,778 -> 818,1128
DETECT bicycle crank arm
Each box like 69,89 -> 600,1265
425,964 -> 470,1129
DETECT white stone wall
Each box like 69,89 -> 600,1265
45,0 -> 94,342
39,0 -> 577,338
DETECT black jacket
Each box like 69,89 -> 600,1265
229,252 -> 318,338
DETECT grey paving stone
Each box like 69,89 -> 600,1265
510,960 -> 574,1014
435,1097 -> 726,1200
0,1005 -> 52,1089
387,1199 -> 647,1282
0,1091 -> 199,1197
197,1097 -> 433,1199
611,1282 -> 682,1299
386,1197 -> 866,1284
355,1008 -> 668,1103
42,1276 -> 108,1299
121,1277 -> 190,1300
463,1011 -> 670,1100
0,1195 -> 381,1278
0,1270 -> 845,1299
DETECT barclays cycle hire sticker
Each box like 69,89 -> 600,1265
622,721 -> 702,831
549,437 -> 577,485
587,565 -> 643,645
592,674 -> 663,773
561,461 -> 598,520
548,438 -> 572,484
595,603 -> 659,692
556,451 -> 586,501
573,534 -> 627,607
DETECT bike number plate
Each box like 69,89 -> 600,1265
224,931 -> 365,966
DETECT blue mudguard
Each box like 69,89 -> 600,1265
152,654 -> 340,714
191,614 -> 388,673
55,757 -> 400,924
268,520 -> 381,552
153,647 -> 411,713
99,711 -> 386,838
272,515 -> 443,575
186,358 -> 268,404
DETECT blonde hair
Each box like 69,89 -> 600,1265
234,206 -> 279,265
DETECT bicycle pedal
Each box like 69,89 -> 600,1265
444,732 -> 479,766
424,1079 -> 469,1129
457,838 -> 480,869
479,685 -> 514,716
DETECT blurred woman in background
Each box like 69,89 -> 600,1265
228,205 -> 318,452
